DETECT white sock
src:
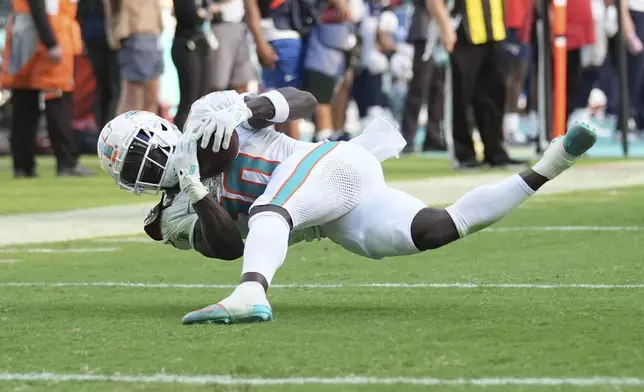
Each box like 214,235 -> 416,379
219,281 -> 270,308
531,139 -> 576,180
445,174 -> 535,237
241,211 -> 290,285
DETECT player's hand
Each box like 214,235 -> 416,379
256,41 -> 278,69
47,45 -> 63,64
440,26 -> 457,53
173,127 -> 208,203
200,102 -> 252,153
627,31 -> 644,54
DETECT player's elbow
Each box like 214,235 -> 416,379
300,90 -> 318,113
200,236 -> 244,260
216,237 -> 245,260
193,226 -> 245,260
280,87 -> 318,111
300,89 -> 318,109
217,251 -> 242,261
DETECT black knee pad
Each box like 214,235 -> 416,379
248,204 -> 294,229
410,208 -> 460,251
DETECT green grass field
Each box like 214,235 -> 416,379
0,154 -> 497,215
1,155 -> 644,391
0,154 -> 630,215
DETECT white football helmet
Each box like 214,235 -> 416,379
97,110 -> 181,195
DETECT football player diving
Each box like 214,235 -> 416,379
97,88 -> 597,325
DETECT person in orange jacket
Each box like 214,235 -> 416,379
2,0 -> 94,178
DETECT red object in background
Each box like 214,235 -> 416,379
320,7 -> 350,23
505,0 -> 535,44
73,55 -> 96,124
552,0 -> 567,138
565,0 -> 595,50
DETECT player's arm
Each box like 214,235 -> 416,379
428,0 -> 456,52
27,0 -> 58,50
191,196 -> 244,260
156,193 -> 243,260
245,0 -> 266,51
244,87 -> 318,129
184,88 -> 317,153
172,123 -> 245,260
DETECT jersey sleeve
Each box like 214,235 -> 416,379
159,191 -> 199,250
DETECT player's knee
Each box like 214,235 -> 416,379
410,208 -> 460,251
249,204 -> 294,229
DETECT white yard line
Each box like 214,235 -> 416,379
2,161 -> 644,246
94,238 -> 152,243
0,372 -> 643,386
0,259 -> 19,263
0,248 -> 119,254
1,282 -> 643,289
485,226 -> 643,232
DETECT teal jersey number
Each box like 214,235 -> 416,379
220,153 -> 280,217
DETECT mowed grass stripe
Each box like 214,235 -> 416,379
2,282 -> 644,289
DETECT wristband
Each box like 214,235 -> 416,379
259,90 -> 289,123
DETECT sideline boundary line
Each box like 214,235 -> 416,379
1,372 -> 644,386
0,248 -> 119,254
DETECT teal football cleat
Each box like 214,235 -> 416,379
182,303 -> 273,325
562,121 -> 597,157
533,121 -> 597,180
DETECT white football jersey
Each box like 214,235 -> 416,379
152,124 -> 318,251
217,125 -> 305,219
209,125 -> 318,239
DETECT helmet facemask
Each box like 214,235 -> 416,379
113,125 -> 179,195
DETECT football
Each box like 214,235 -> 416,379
197,130 -> 240,179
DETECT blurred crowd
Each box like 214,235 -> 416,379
2,0 -> 643,177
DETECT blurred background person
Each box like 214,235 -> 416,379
388,44 -> 415,124
622,0 -> 644,131
430,0 -> 525,168
329,0 -> 367,141
502,0 -> 534,145
602,0 -> 644,130
628,0 -> 644,131
209,0 -> 254,93
107,0 -> 164,113
2,0 -> 94,177
303,0 -> 358,142
171,0 -> 217,131
77,0 -> 121,130
344,0 -> 392,132
559,0 -> 595,125
572,0 -> 607,116
400,0 -> 447,153
245,0 -> 318,140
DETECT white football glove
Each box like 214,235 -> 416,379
200,102 -> 253,152
173,123 -> 209,203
